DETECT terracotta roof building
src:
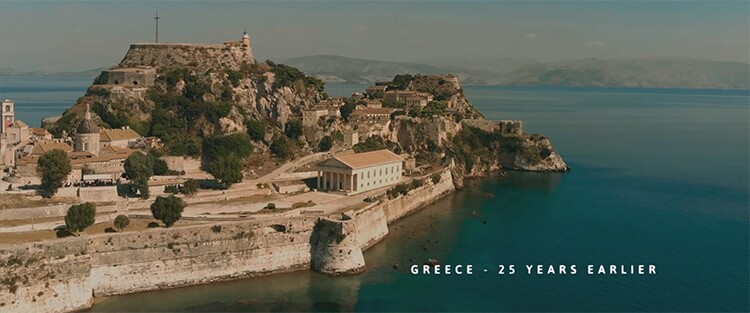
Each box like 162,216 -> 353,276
100,127 -> 142,148
315,149 -> 403,194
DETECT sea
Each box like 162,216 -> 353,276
1,76 -> 748,312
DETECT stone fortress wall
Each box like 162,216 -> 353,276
0,168 -> 456,313
118,41 -> 255,70
97,68 -> 157,87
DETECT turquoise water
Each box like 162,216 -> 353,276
1,77 -> 747,311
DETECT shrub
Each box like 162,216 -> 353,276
36,149 -> 72,197
65,203 -> 96,234
211,225 -> 222,233
114,215 -> 130,231
245,119 -> 266,141
284,119 -> 303,139
270,136 -> 293,160
410,179 -> 424,189
182,178 -> 199,196
431,173 -> 442,184
227,70 -> 243,87
150,196 -> 185,228
339,102 -> 356,121
318,135 -> 333,152
164,185 -> 180,194
266,203 -> 276,210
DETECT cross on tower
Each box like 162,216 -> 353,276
154,10 -> 161,43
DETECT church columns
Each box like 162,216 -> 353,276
317,171 -> 321,190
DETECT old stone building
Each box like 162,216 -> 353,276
74,105 -> 101,156
1,99 -> 15,133
97,67 -> 156,87
499,120 -> 524,136
302,108 -> 330,126
100,127 -> 142,149
349,107 -> 395,123
316,149 -> 403,194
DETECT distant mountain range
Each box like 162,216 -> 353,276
0,67 -> 105,77
283,55 -> 749,89
3,56 -> 748,89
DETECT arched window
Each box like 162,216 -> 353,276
4,105 -> 10,112
114,80 -> 119,85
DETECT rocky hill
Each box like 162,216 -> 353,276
48,39 -> 567,183
49,41 -> 324,159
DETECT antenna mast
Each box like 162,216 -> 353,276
154,10 -> 161,43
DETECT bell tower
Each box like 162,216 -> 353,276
1,99 -> 14,134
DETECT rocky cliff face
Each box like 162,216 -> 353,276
379,74 -> 567,187
49,44 -> 323,157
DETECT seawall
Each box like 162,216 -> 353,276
0,169 -> 456,313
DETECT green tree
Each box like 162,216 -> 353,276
114,215 -> 130,231
208,154 -> 244,189
65,203 -> 96,234
245,119 -> 266,141
339,102 -> 356,121
150,195 -> 185,228
284,119 -> 303,139
36,149 -> 72,197
318,135 -> 334,152
182,178 -> 199,196
270,136 -> 293,159
202,133 -> 253,161
150,155 -> 169,175
124,152 -> 154,199
421,100 -> 447,117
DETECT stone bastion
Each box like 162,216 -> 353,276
0,169 -> 455,313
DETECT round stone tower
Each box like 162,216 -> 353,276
311,217 -> 366,275
75,104 -> 100,156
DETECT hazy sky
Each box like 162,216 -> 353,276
0,0 -> 748,71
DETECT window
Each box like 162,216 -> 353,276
4,105 -> 9,112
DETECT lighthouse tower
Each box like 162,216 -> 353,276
1,99 -> 14,134
241,31 -> 255,64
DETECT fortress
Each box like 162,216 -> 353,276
115,32 -> 255,71
91,32 -> 255,89
0,169 -> 455,313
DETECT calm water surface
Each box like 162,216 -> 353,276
1,77 -> 747,311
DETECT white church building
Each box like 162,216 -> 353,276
315,149 -> 403,194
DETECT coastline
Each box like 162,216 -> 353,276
0,169 -> 456,313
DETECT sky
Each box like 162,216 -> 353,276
0,0 -> 748,72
